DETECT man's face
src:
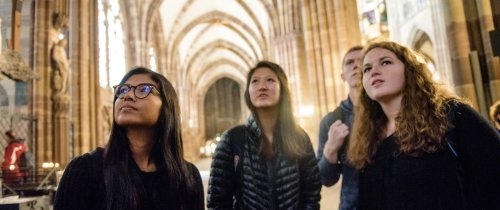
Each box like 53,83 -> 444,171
341,50 -> 363,88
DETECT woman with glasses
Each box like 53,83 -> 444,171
54,67 -> 204,210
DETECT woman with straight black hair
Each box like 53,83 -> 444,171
207,61 -> 321,210
54,67 -> 204,210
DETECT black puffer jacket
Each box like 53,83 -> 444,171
207,117 -> 321,210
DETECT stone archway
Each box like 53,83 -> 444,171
412,30 -> 440,81
203,77 -> 242,141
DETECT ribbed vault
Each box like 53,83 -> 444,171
158,0 -> 276,150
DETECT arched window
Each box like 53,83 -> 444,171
98,0 -> 126,88
413,31 -> 440,81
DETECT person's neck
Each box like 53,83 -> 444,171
378,96 -> 402,137
126,128 -> 157,172
256,108 -> 278,143
348,88 -> 360,107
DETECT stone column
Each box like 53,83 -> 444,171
476,0 -> 500,104
68,0 -> 100,163
49,12 -> 71,166
0,18 -> 2,51
302,0 -> 361,115
33,0 -> 55,166
300,0 -> 361,141
443,0 -> 480,109
53,94 -> 69,165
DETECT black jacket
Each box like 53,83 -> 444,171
207,117 -> 321,210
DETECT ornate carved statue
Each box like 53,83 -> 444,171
51,38 -> 69,95
50,13 -> 69,96
50,13 -> 68,46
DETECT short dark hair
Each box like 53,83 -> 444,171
342,45 -> 364,65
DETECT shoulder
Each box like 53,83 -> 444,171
185,161 -> 203,182
320,108 -> 344,130
226,124 -> 247,135
185,161 -> 200,175
220,125 -> 247,145
445,100 -> 480,121
67,148 -> 103,170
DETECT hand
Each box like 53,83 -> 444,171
323,120 -> 349,164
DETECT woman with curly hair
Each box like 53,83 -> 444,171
348,41 -> 500,209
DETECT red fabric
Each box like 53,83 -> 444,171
2,140 -> 27,182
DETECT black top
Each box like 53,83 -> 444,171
358,102 -> 500,210
54,148 -> 205,210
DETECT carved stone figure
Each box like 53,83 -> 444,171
50,13 -> 69,96
51,38 -> 69,95
50,13 -> 68,46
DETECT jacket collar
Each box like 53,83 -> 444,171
245,115 -> 261,138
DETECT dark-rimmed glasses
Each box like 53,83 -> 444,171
113,83 -> 160,99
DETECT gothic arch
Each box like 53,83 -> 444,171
195,59 -> 247,94
164,0 -> 276,47
184,40 -> 255,82
410,29 -> 440,80
167,10 -> 268,69
187,23 -> 262,61
202,77 -> 243,140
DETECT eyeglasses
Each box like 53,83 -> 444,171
113,83 -> 160,99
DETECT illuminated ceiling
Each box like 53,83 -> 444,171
160,0 -> 277,91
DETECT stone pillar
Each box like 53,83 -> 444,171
443,0 -> 480,109
53,94 -> 69,165
49,12 -> 71,166
476,0 -> 500,104
68,0 -> 100,163
0,18 -> 2,51
302,0 -> 361,115
300,0 -> 361,142
33,0 -> 55,166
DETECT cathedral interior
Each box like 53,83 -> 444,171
0,0 -> 499,205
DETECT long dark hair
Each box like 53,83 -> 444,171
244,60 -> 307,158
104,67 -> 195,210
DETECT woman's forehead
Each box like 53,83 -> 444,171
124,74 -> 157,86
252,67 -> 277,77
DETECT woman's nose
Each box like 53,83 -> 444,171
369,65 -> 381,77
119,89 -> 135,100
258,82 -> 268,90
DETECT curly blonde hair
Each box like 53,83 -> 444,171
348,41 -> 460,169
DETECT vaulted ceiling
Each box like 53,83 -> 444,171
159,0 -> 277,93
